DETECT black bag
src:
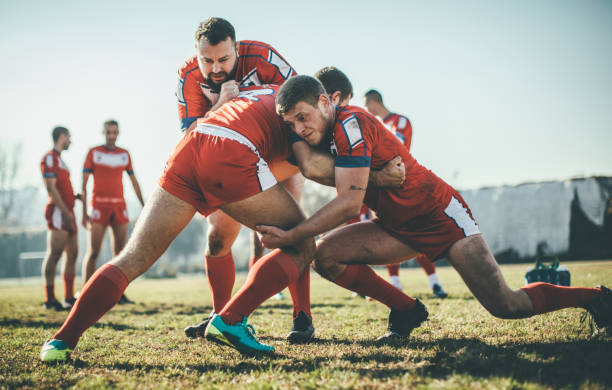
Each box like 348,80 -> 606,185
525,256 -> 570,286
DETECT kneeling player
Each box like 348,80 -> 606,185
258,75 -> 611,340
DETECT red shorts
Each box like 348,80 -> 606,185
159,124 -> 280,216
376,191 -> 480,261
45,204 -> 76,233
90,202 -> 129,226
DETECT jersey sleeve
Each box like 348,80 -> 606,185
83,149 -> 94,173
397,116 -> 413,151
41,153 -> 57,178
255,45 -> 297,85
333,115 -> 371,168
125,151 -> 134,175
176,67 -> 211,131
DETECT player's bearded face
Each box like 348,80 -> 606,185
281,97 -> 333,147
196,37 -> 238,92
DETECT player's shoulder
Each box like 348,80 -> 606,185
238,40 -> 278,55
177,55 -> 201,78
42,149 -> 56,162
339,106 -> 379,129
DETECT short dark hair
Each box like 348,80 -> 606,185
104,119 -> 119,128
315,66 -> 353,103
276,75 -> 326,115
364,89 -> 383,103
52,126 -> 69,143
195,17 -> 236,45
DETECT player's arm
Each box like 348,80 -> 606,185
44,177 -> 75,231
257,165 -> 369,248
81,172 -> 91,228
292,141 -> 405,188
128,173 -> 145,206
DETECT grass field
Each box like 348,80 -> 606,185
1,260 -> 611,389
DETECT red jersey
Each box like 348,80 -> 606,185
196,85 -> 291,163
330,105 -> 452,227
383,113 -> 413,151
83,145 -> 134,205
176,40 -> 296,131
40,149 -> 75,209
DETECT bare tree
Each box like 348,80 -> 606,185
0,143 -> 22,225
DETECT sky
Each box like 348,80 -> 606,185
1,0 -> 611,205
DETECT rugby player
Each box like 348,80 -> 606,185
81,119 -> 144,304
40,126 -> 79,310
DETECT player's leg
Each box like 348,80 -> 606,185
447,234 -> 606,320
313,221 -> 427,339
60,232 -> 78,309
386,264 -> 402,291
81,223 -> 106,287
204,183 -> 315,353
184,210 -> 241,339
415,253 -> 448,298
109,218 -> 133,304
41,187 -> 196,361
41,229 -> 69,310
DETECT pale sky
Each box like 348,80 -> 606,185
1,0 -> 611,203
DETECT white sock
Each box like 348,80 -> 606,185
389,275 -> 402,290
428,273 -> 440,288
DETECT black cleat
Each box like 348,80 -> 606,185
286,311 -> 315,343
432,284 -> 448,299
377,299 -> 428,341
583,285 -> 612,335
117,294 -> 134,304
62,297 -> 77,309
43,299 -> 65,311
184,313 -> 214,339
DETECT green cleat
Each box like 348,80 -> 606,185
40,339 -> 72,362
205,314 -> 274,355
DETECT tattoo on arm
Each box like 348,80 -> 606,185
349,185 -> 366,191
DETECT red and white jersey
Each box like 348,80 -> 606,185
195,85 -> 292,163
40,149 -> 75,209
176,40 -> 296,131
83,145 -> 134,205
383,113 -> 413,151
328,105 -> 452,225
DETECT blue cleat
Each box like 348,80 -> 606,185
40,339 -> 72,362
205,314 -> 274,354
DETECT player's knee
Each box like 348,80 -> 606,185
206,231 -> 233,257
312,245 -> 337,279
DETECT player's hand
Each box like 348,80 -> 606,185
218,80 -> 240,105
82,214 -> 91,230
376,156 -> 405,188
255,224 -> 294,249
74,193 -> 82,201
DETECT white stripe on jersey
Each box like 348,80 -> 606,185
342,116 -> 364,148
93,150 -> 129,168
444,196 -> 480,236
45,154 -> 54,167
397,116 -> 408,130
268,51 -> 292,79
196,124 -> 277,191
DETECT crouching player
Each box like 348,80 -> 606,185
257,75 -> 611,341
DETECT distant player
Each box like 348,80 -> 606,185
177,17 -> 312,342
40,85 -> 404,360
40,126 -> 79,310
316,67 -> 447,297
81,119 -> 144,304
257,75 -> 611,342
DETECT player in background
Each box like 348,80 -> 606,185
40,126 -> 79,310
39,85 -> 405,360
178,17 -> 313,342
256,75 -> 610,343
364,88 -> 447,298
315,67 -> 446,298
81,119 -> 144,304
